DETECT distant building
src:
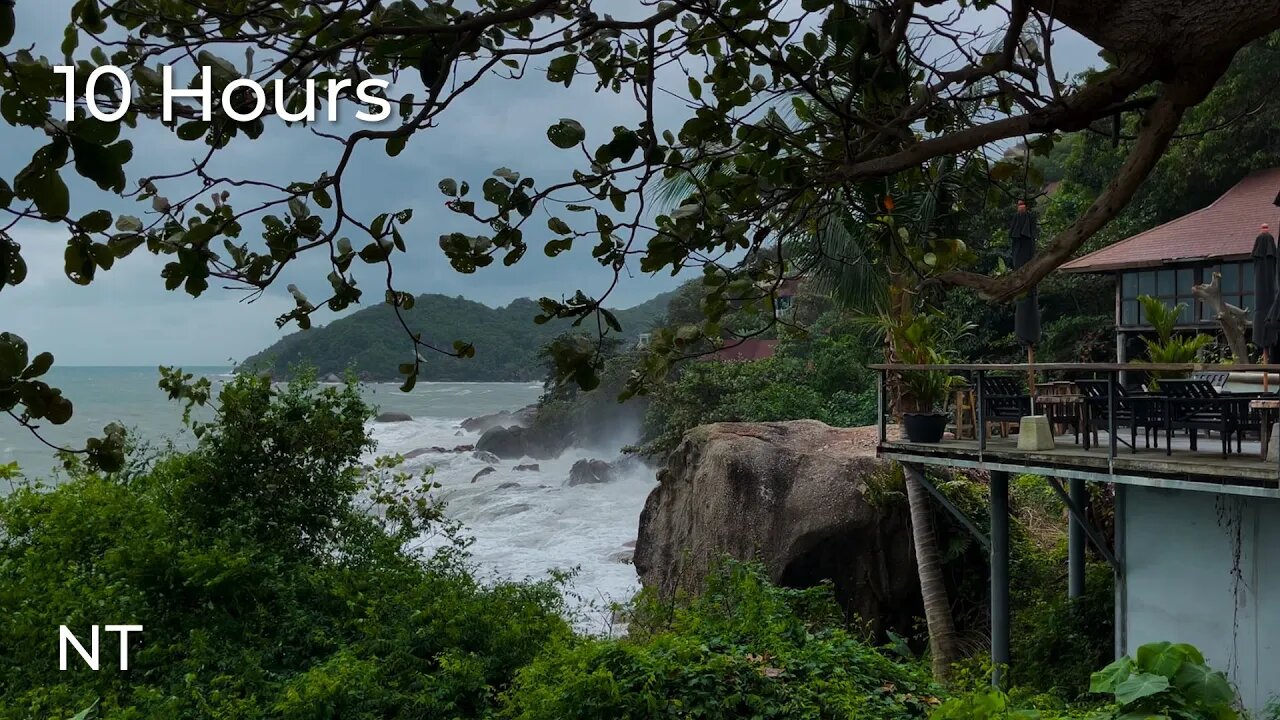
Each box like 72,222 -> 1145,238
1061,167 -> 1280,361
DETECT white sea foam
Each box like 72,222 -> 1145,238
365,416 -> 657,628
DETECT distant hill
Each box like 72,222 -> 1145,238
238,291 -> 674,382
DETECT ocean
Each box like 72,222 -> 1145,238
0,367 -> 656,628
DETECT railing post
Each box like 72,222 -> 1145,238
1107,370 -> 1117,464
990,469 -> 1011,687
977,370 -> 987,456
878,368 -> 888,445
1068,477 -> 1087,599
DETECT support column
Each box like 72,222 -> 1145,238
1068,477 -> 1087,599
1113,484 -> 1128,659
990,470 -> 1011,687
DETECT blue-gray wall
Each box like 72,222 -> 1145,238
1122,485 -> 1279,713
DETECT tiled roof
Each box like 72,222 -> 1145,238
707,339 -> 778,362
1061,168 -> 1280,273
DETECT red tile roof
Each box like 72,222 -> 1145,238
707,339 -> 778,362
1061,168 -> 1280,273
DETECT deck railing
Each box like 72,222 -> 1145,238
867,362 -> 1280,476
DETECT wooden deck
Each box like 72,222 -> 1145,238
880,431 -> 1280,497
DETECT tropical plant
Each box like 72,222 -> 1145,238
1088,642 -> 1239,720
1136,295 -> 1214,388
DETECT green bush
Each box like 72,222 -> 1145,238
1088,642 -> 1239,720
500,561 -> 940,720
0,375 -> 570,719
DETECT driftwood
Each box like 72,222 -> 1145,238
1192,272 -> 1249,361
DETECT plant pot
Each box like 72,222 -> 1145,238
903,412 -> 948,443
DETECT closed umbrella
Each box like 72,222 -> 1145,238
1252,224 -> 1278,358
1010,200 -> 1040,398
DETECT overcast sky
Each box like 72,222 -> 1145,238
0,1 -> 1101,366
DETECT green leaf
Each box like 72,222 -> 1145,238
386,135 -> 408,157
1113,672 -> 1171,705
601,308 -> 621,332
177,122 -> 209,141
439,178 -> 458,196
0,332 -> 30,378
0,5 -> 14,49
547,119 -> 585,149
1090,657 -> 1133,694
688,77 -> 702,100
548,217 -> 572,235
1173,662 -> 1234,706
546,54 -> 578,87
31,171 -> 71,220
78,209 -> 112,233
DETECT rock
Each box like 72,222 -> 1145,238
452,444 -> 474,453
472,450 -> 502,464
514,463 -> 540,472
322,373 -> 342,383
497,482 -> 521,490
374,411 -> 413,423
461,404 -> 539,433
471,466 -> 497,483
475,425 -> 566,460
634,420 -> 921,638
491,503 -> 532,518
403,448 -> 434,459
475,426 -> 526,459
567,459 -> 614,487
609,550 -> 634,564
622,540 -> 636,549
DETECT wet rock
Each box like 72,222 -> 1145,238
461,404 -> 538,433
403,448 -> 434,459
514,463 -> 541,472
475,426 -> 525,458
622,540 -> 637,549
471,466 -> 497,483
374,411 -> 413,423
567,459 -> 614,487
491,503 -> 532,518
472,450 -> 502,464
497,482 -> 521,490
609,550 -> 634,564
323,373 -> 342,383
452,444 -> 475,453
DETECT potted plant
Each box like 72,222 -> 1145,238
901,347 -> 963,443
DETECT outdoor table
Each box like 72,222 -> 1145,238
1032,394 -> 1086,447
1250,398 -> 1280,459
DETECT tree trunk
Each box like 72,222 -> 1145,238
886,268 -> 961,678
903,464 -> 961,678
1193,272 -> 1250,361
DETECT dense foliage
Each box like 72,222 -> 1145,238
239,292 -> 672,382
502,561 -> 941,720
638,319 -> 879,456
0,375 -> 571,719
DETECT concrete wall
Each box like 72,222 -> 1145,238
1121,485 -> 1279,713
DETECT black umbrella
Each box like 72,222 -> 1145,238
1010,200 -> 1040,398
1252,225 -> 1278,356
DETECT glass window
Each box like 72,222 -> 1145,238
1122,272 -> 1138,299
1243,261 -> 1256,292
1157,269 -> 1174,296
1177,302 -> 1193,324
1200,298 -> 1215,321
1177,268 -> 1194,296
1138,270 -> 1156,296
1221,263 -> 1240,293
1122,300 -> 1138,326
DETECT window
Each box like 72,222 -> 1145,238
1118,261 -> 1255,327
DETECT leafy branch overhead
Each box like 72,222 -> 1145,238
3,0 -> 1280,467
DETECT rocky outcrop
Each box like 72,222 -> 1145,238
567,459 -> 614,487
514,463 -> 540,472
461,404 -> 538,433
474,425 -> 565,460
634,420 -> 921,637
471,466 -> 497,483
374,411 -> 413,423
472,450 -> 501,465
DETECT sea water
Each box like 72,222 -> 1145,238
0,368 -> 655,626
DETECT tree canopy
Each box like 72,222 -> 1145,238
4,0 -> 1280,467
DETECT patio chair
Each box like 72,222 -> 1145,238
1076,379 -> 1155,452
1157,379 -> 1253,457
979,375 -> 1031,438
1190,371 -> 1229,392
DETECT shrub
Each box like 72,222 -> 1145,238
0,375 -> 570,719
1088,642 -> 1239,720
500,561 -> 941,720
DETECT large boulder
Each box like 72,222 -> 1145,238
461,404 -> 539,433
374,411 -> 413,423
567,459 -> 614,487
634,420 -> 921,638
474,425 -> 566,460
